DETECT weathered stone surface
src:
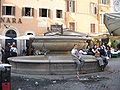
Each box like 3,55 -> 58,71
8,55 -> 100,75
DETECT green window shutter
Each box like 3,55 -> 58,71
2,6 -> 5,15
22,7 -> 25,16
13,7 -> 15,16
39,8 -> 42,17
67,1 -> 69,12
73,1 -> 75,12
48,9 -> 51,18
32,8 -> 34,16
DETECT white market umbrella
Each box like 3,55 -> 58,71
13,35 -> 35,55
14,35 -> 34,40
0,35 -> 12,39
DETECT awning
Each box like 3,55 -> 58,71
14,35 -> 35,40
0,35 -> 11,39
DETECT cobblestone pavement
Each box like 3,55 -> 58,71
11,57 -> 120,90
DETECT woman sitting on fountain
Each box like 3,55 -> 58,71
71,44 -> 85,79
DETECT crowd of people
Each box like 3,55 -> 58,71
87,44 -> 110,71
0,42 -> 17,64
71,43 -> 112,79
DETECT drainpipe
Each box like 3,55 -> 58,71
97,0 -> 100,33
0,0 -> 1,28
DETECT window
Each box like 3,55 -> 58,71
101,0 -> 109,5
27,33 -> 33,35
90,23 -> 95,33
2,6 -> 15,15
69,22 -> 75,31
90,2 -> 97,15
67,0 -> 75,12
39,8 -> 51,17
56,10 -> 62,18
22,7 -> 34,16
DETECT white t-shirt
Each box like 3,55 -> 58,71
10,47 -> 17,53
71,48 -> 82,59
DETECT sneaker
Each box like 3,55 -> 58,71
0,61 -> 2,64
76,72 -> 80,80
76,75 -> 80,80
101,68 -> 104,71
77,71 -> 80,75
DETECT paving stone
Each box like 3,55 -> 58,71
11,57 -> 120,90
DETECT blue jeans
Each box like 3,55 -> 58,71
73,56 -> 84,72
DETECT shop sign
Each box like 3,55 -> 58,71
51,24 -> 63,33
0,17 -> 22,24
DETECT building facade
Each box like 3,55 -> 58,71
66,0 -> 99,34
98,0 -> 111,33
0,0 -> 111,54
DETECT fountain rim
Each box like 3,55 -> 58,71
8,55 -> 97,63
30,36 -> 91,40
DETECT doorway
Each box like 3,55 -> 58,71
5,30 -> 17,46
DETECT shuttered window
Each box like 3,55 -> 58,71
22,7 -> 34,17
90,2 -> 97,15
66,0 -> 75,12
91,23 -> 95,33
101,0 -> 109,5
56,10 -> 62,18
39,8 -> 51,18
2,6 -> 15,16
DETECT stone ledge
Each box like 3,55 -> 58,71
8,55 -> 100,75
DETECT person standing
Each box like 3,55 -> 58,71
5,43 -> 11,63
10,44 -> 17,57
0,44 -> 2,63
1,47 -> 5,63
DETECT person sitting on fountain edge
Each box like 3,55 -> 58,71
71,44 -> 85,79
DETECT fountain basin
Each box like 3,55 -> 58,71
8,31 -> 99,75
8,55 -> 101,75
31,36 -> 89,52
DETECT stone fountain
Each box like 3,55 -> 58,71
8,30 -> 100,75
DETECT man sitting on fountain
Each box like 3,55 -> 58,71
94,48 -> 104,71
71,44 -> 85,79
